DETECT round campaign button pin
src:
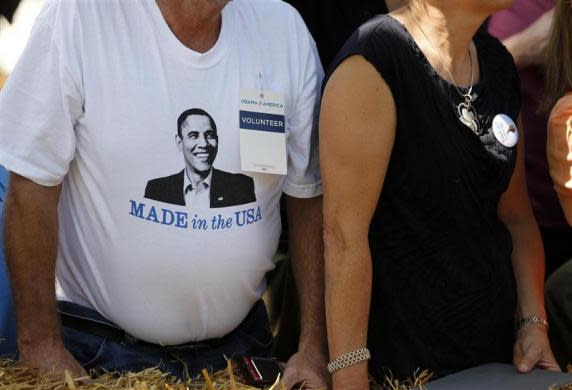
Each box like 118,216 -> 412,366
492,114 -> 518,148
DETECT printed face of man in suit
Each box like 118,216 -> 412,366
177,114 -> 218,176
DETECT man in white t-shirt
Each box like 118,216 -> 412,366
0,0 -> 327,387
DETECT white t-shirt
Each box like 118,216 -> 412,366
0,0 -> 323,344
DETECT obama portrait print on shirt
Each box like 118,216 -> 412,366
145,108 -> 256,208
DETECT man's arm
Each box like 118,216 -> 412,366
4,173 -> 85,375
279,7 -> 326,388
501,9 -> 554,68
281,194 -> 329,389
497,120 -> 559,373
321,55 -> 396,390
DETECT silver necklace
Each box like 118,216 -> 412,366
408,7 -> 481,136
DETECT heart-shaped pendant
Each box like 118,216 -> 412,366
457,102 -> 481,136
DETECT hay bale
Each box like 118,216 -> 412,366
547,365 -> 572,390
0,358 -> 435,390
0,358 -> 263,390
375,369 -> 432,390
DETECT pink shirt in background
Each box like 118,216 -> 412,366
489,0 -> 566,229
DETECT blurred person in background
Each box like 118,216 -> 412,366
542,0 -> 572,370
489,1 -> 572,278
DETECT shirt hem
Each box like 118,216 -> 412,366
0,150 -> 63,187
283,180 -> 322,198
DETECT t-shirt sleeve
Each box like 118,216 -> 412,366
282,8 -> 324,198
547,94 -> 572,225
0,0 -> 83,186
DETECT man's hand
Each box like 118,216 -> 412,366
281,349 -> 329,389
19,338 -> 87,377
513,325 -> 560,373
285,196 -> 329,388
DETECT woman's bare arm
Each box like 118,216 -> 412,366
321,55 -> 397,389
497,120 -> 559,372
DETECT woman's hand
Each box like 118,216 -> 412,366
513,325 -> 560,373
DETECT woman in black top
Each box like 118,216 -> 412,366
321,0 -> 560,387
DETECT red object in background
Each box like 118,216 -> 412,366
240,356 -> 283,387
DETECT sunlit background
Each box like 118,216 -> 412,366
0,0 -> 43,83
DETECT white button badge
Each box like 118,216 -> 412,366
492,114 -> 518,148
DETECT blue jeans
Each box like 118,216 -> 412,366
59,300 -> 273,379
0,166 -> 17,357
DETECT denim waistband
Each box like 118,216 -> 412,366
57,300 -> 267,349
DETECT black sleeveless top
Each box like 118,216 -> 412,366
327,16 -> 521,381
